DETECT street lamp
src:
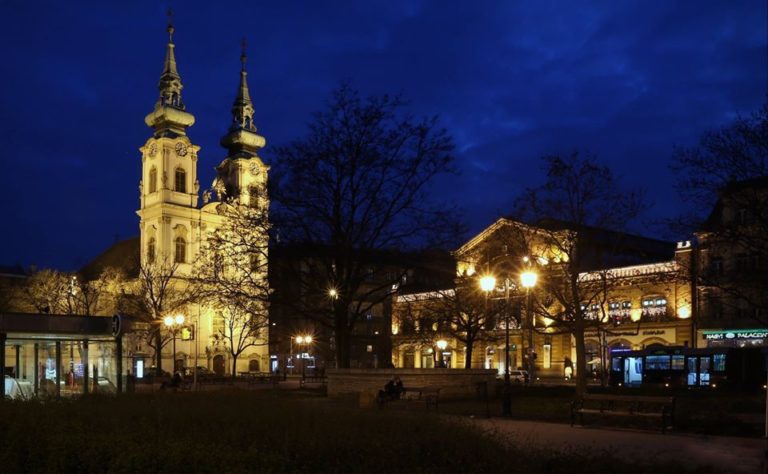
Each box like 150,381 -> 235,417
436,339 -> 448,368
481,274 -> 513,417
294,335 -> 313,378
520,270 -> 537,383
164,314 -> 185,374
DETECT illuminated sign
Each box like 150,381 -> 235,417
703,329 -> 768,341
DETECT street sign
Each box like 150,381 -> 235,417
111,314 -> 122,337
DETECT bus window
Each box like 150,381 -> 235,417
687,357 -> 698,386
646,355 -> 670,370
671,355 -> 685,370
713,354 -> 726,372
700,357 -> 710,386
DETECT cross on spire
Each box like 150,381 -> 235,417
167,8 -> 174,43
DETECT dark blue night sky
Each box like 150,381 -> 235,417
0,1 -> 764,270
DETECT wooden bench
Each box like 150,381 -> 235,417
299,375 -> 327,388
245,373 -> 280,385
378,386 -> 441,410
571,394 -> 675,433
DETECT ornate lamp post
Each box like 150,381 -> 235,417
481,274 -> 514,417
436,339 -> 448,368
294,335 -> 313,377
520,270 -> 537,384
163,314 -> 185,374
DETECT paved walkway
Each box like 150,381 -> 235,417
458,417 -> 766,473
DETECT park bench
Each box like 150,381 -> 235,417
299,375 -> 327,388
244,372 -> 279,385
377,386 -> 441,410
571,393 -> 675,433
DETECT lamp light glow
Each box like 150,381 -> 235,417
175,314 -> 185,325
520,271 -> 537,288
480,275 -> 496,292
163,316 -> 174,327
436,339 -> 448,350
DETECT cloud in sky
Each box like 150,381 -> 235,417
0,0 -> 764,269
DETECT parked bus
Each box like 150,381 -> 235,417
609,346 -> 765,390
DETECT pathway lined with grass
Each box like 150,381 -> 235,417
461,417 -> 765,474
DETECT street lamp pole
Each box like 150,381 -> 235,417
503,279 -> 512,417
480,274 -> 511,417
521,270 -> 537,385
163,314 -> 185,374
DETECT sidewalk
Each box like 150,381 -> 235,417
459,417 -> 766,473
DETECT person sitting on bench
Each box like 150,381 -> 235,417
378,377 -> 405,403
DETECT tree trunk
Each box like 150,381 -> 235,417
155,330 -> 163,376
573,323 -> 588,396
464,338 -> 474,369
335,325 -> 351,368
231,355 -> 239,380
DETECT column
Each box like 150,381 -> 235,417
33,343 -> 39,395
83,339 -> 89,395
116,335 -> 123,394
0,333 -> 5,401
55,341 -> 61,398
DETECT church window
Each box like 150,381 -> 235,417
175,237 -> 186,263
147,238 -> 156,264
149,168 -> 157,193
213,312 -> 225,337
249,185 -> 260,208
175,168 -> 186,193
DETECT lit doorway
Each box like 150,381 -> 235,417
623,357 -> 643,385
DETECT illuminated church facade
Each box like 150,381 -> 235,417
133,22 -> 271,377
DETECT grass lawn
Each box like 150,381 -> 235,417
436,384 -> 765,437
0,390 -> 721,473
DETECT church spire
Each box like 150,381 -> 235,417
145,10 -> 195,137
220,39 -> 265,157
158,13 -> 183,107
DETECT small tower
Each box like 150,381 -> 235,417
137,15 -> 203,271
215,40 -> 269,207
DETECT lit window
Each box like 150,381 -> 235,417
175,168 -> 186,193
147,238 -> 156,264
713,354 -> 726,372
175,237 -> 186,263
149,167 -> 157,193
249,185 -> 260,208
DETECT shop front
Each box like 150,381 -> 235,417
700,329 -> 768,348
2,313 -> 125,399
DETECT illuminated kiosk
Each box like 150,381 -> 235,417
1,312 -> 127,398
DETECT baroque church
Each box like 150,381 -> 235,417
134,21 -> 270,376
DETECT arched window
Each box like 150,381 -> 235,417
249,185 -> 260,208
175,168 -> 186,193
149,167 -> 157,193
147,238 -> 156,264
175,237 -> 186,263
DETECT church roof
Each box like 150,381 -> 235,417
80,237 -> 140,281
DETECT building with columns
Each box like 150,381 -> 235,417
392,217 -> 694,380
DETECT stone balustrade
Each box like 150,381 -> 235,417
326,368 -> 496,399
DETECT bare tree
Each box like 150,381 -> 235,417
193,201 -> 271,378
272,84 -> 463,368
427,278 -> 498,369
22,269 -> 74,314
672,104 -> 768,325
511,152 -> 647,394
131,257 -> 189,375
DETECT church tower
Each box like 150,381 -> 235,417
214,41 -> 270,208
137,19 -> 204,274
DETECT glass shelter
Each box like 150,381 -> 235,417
2,313 -> 125,399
